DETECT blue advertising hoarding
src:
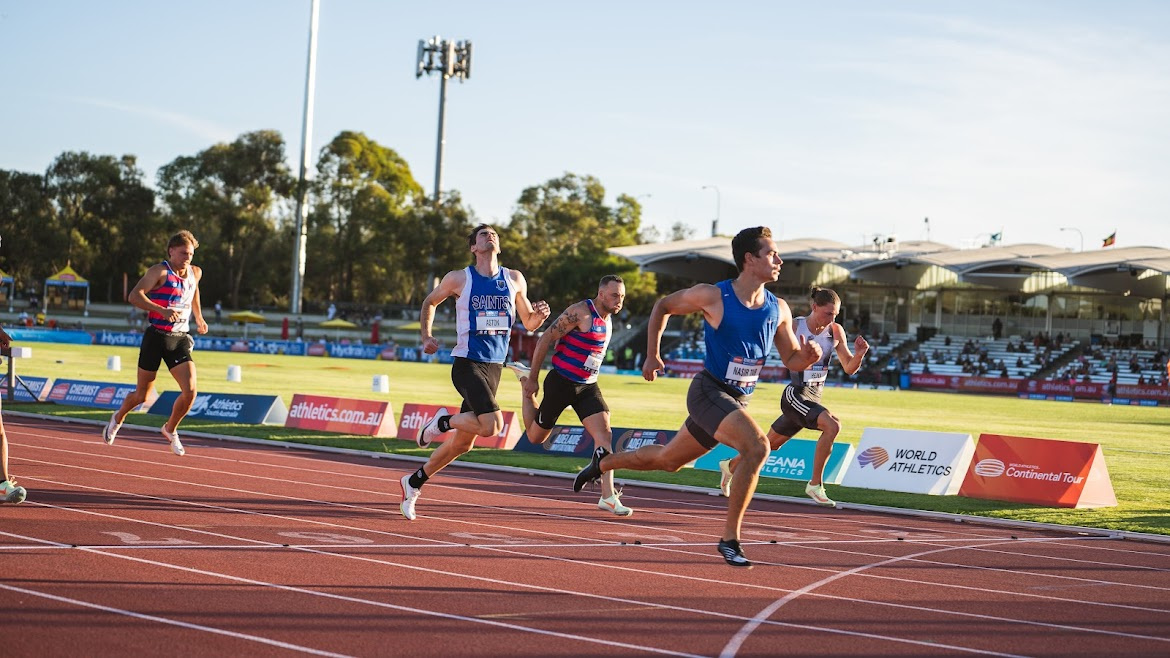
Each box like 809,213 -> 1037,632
149,391 -> 288,425
45,378 -> 153,410
693,438 -> 854,484
513,425 -> 676,457
0,375 -> 50,402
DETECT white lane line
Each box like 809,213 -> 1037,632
0,583 -> 354,657
19,489 -> 1170,652
13,433 -> 1170,652
720,537 -> 1170,658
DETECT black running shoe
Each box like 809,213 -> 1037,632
573,446 -> 610,492
717,538 -> 752,568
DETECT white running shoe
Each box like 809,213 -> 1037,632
399,474 -> 421,520
598,492 -> 633,517
161,425 -> 186,456
805,482 -> 836,507
718,459 -> 733,497
102,412 -> 121,445
0,479 -> 27,504
417,408 -> 448,448
505,361 -> 531,382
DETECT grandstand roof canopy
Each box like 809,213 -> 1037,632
609,238 -> 1170,297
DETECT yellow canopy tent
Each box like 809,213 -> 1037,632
320,317 -> 357,340
228,311 -> 266,338
43,265 -> 90,316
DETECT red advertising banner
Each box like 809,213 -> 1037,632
1115,383 -> 1170,401
911,375 -> 1128,401
396,402 -> 523,449
1019,379 -> 1107,398
958,433 -> 1116,508
285,394 -> 396,437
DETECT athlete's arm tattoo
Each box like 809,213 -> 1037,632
549,309 -> 581,340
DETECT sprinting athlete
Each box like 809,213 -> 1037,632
512,275 -> 631,517
719,287 -> 868,507
399,224 -> 551,521
102,230 -> 208,456
0,325 -> 28,503
572,226 -> 822,567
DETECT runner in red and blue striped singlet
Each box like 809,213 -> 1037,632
147,260 -> 197,333
550,299 -> 610,384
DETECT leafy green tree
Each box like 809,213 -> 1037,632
503,173 -> 656,313
44,153 -> 161,302
306,131 -> 425,305
157,130 -> 294,308
0,169 -> 54,298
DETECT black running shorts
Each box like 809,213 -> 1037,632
684,369 -> 749,450
535,369 -> 609,430
771,384 -> 828,437
138,326 -> 195,372
451,357 -> 503,416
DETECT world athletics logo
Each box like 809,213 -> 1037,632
857,446 -> 890,469
973,458 -> 1006,477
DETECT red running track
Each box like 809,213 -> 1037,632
1,415 -> 1169,657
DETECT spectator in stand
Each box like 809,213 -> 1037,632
992,317 -> 1003,340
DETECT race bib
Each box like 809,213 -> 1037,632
724,358 -> 763,385
583,352 -> 603,373
477,312 -> 508,332
804,367 -> 829,383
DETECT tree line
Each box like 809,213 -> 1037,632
0,130 -> 698,315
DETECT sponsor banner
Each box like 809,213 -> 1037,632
46,378 -> 155,410
664,360 -> 788,382
912,374 -> 1022,395
328,343 -> 382,360
285,394 -> 396,436
693,439 -> 854,484
514,425 -> 597,456
1115,383 -> 1170,401
7,329 -> 93,345
95,331 -> 143,347
612,427 -> 674,453
396,403 -> 522,449
247,340 -> 309,357
840,427 -> 975,495
150,391 -> 288,425
189,336 -> 241,352
513,425 -> 676,457
954,376 -> 1021,395
380,346 -> 397,361
1020,379 -> 1106,399
959,434 -> 1117,508
0,375 -> 51,402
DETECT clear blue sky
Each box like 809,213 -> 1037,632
3,1 -> 1168,251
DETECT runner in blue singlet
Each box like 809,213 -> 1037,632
571,227 -> 823,568
398,224 -> 551,521
718,287 -> 869,508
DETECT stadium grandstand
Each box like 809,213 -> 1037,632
610,236 -> 1170,387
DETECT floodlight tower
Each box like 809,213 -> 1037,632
417,36 -> 472,207
290,0 -> 320,315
